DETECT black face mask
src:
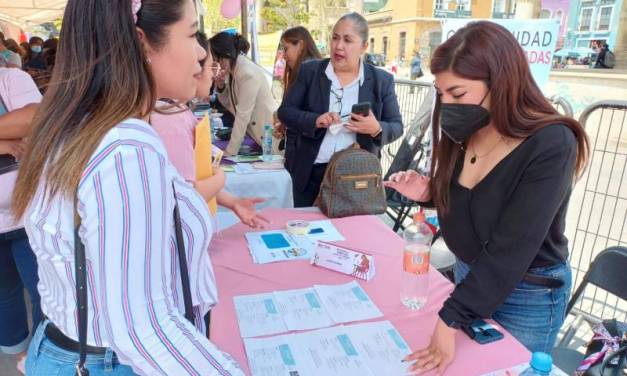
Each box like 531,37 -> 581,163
439,92 -> 491,144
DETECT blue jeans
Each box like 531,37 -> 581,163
455,259 -> 572,353
0,228 -> 42,354
26,320 -> 138,375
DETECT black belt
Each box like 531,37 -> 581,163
45,322 -> 111,355
522,273 -> 564,289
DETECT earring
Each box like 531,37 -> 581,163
146,57 -> 152,64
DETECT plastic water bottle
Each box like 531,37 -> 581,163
520,352 -> 553,376
210,112 -> 223,130
262,124 -> 273,162
401,213 -> 433,310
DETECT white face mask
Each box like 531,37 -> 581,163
31,45 -> 42,54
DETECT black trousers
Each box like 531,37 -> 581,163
293,163 -> 328,208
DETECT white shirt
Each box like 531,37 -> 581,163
25,119 -> 243,376
314,61 -> 365,164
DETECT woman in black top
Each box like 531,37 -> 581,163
385,22 -> 589,374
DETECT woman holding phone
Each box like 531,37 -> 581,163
385,22 -> 589,374
277,12 -> 403,207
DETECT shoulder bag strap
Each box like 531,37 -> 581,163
73,203 -> 89,376
172,183 -> 196,324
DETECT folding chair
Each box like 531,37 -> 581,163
552,246 -> 627,374
384,85 -> 435,232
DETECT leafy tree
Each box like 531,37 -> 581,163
260,0 -> 310,32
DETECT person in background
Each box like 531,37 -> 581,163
0,35 -> 22,69
410,51 -> 423,94
4,39 -> 25,61
19,42 -> 30,56
210,31 -> 278,156
273,26 -> 322,149
27,38 -> 59,93
12,0 -> 245,374
385,21 -> 589,374
23,37 -> 46,71
0,67 -> 43,375
277,12 -> 403,207
151,32 -> 269,229
595,43 -> 613,69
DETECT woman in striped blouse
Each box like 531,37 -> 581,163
11,0 -> 244,375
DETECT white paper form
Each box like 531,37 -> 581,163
346,321 -> 412,376
314,281 -> 383,324
233,293 -> 287,338
273,287 -> 334,332
290,326 -> 375,376
245,230 -> 314,264
305,220 -> 345,242
244,334 -> 306,376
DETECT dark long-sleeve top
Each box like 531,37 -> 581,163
438,124 -> 578,327
277,58 -> 403,192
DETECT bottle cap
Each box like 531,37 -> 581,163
413,212 -> 426,223
530,352 -> 552,373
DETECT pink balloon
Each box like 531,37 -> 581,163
221,0 -> 241,19
220,0 -> 254,19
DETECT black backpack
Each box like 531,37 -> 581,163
604,51 -> 616,68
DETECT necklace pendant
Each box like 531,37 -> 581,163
470,155 -> 477,164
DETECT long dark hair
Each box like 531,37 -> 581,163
13,0 -> 190,219
280,26 -> 321,97
210,31 -> 250,68
429,21 -> 589,214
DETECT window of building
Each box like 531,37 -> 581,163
457,0 -> 470,11
555,9 -> 563,22
370,38 -> 375,54
382,36 -> 388,59
493,0 -> 506,13
399,32 -> 406,61
579,7 -> 593,31
597,6 -> 613,31
435,0 -> 449,10
539,9 -> 551,18
492,0 -> 517,18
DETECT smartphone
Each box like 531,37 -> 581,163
462,320 -> 504,345
351,102 -> 371,117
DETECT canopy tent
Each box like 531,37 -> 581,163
0,0 -> 66,27
0,0 -> 258,61
0,1 -> 251,39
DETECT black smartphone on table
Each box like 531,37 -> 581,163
462,319 -> 504,345
351,102 -> 371,117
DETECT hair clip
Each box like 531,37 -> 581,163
132,0 -> 142,24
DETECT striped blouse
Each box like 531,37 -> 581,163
24,119 -> 243,376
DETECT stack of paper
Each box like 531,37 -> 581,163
244,320 -> 412,376
245,220 -> 345,265
245,230 -> 314,264
233,281 -> 383,338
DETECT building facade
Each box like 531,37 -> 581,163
539,0 -> 570,48
564,0 -> 624,49
364,0 -> 492,65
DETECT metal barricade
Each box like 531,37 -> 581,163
567,100 -> 627,322
549,95 -> 575,118
384,79 -> 432,176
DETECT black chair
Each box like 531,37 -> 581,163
384,86 -> 434,232
553,246 -> 627,375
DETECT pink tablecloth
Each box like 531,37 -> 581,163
209,208 -> 530,375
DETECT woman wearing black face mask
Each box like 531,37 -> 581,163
385,22 -> 589,375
